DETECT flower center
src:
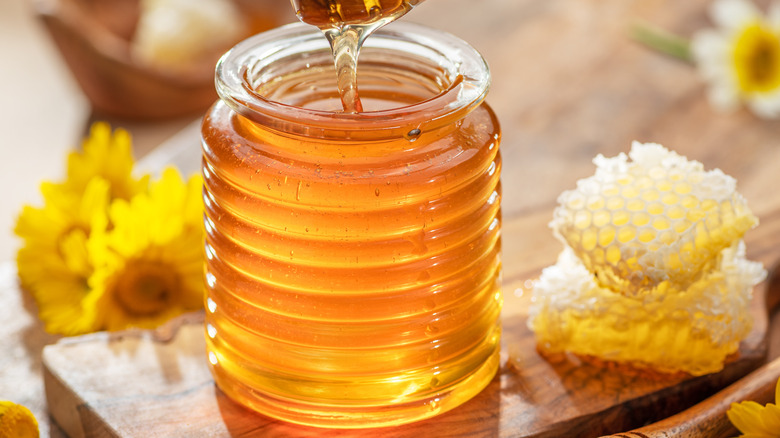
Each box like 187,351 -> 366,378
733,23 -> 780,93
113,261 -> 180,316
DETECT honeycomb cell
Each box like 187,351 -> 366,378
574,210 -> 591,230
673,219 -> 692,233
617,227 -> 635,243
606,246 -> 621,264
632,212 -> 650,226
667,206 -> 685,220
638,229 -> 656,243
627,199 -> 644,211
662,193 -> 679,205
674,182 -> 692,195
587,196 -> 605,210
641,189 -> 660,202
612,210 -> 630,226
593,210 -> 611,227
606,197 -> 625,210
652,217 -> 670,230
647,202 -> 664,215
582,229 -> 598,251
669,170 -> 685,181
682,195 -> 699,209
622,186 -> 640,198
603,184 -> 620,196
598,226 -> 616,247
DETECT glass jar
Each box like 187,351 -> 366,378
201,21 -> 502,429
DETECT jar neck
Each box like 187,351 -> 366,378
215,22 -> 490,142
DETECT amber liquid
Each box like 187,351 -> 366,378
291,0 -> 423,112
291,0 -> 421,27
202,55 -> 502,427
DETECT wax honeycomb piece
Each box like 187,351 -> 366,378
551,142 -> 758,297
529,142 -> 766,376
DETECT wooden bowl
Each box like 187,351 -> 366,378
33,0 -> 293,120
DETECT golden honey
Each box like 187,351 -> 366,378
291,0 -> 422,27
201,23 -> 502,428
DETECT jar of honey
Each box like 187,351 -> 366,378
202,22 -> 502,428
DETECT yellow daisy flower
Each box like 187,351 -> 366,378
728,377 -> 780,437
14,122 -> 171,335
692,0 -> 780,118
0,401 -> 39,438
63,122 -> 149,200
85,168 -> 203,331
15,178 -> 110,335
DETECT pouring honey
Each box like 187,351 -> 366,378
291,0 -> 423,112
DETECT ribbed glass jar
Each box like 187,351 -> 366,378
201,22 -> 502,428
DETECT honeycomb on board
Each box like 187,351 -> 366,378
529,142 -> 766,376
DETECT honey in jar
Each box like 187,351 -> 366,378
202,22 -> 502,428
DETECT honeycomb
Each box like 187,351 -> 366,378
551,142 -> 758,297
529,142 -> 766,376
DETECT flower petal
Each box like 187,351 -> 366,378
711,0 -> 762,30
691,30 -> 731,64
746,91 -> 780,118
728,401 -> 766,434
768,1 -> 780,29
708,81 -> 742,112
759,404 -> 780,432
776,374 -> 780,405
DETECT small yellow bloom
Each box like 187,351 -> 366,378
62,122 -> 148,200
15,178 -> 110,335
0,401 -> 39,438
727,377 -> 780,437
692,0 -> 780,118
85,168 -> 203,331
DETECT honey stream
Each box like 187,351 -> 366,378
291,0 -> 423,112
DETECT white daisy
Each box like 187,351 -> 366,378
691,0 -> 780,118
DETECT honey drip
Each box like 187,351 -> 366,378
291,0 -> 423,112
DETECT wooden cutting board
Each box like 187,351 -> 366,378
42,266 -> 778,438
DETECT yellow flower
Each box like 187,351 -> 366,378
85,168 -> 203,331
692,0 -> 780,118
14,122 -> 197,336
62,122 -> 148,200
0,401 -> 39,438
727,377 -> 780,437
15,178 -> 110,335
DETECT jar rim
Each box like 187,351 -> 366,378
215,22 -> 490,138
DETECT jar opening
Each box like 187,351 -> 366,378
215,22 -> 490,139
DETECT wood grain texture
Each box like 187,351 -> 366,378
599,357 -> 780,438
